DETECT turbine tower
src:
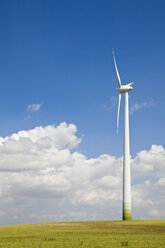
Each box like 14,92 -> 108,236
112,49 -> 134,220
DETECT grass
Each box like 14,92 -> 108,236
0,220 -> 164,247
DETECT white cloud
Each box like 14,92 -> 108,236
132,145 -> 165,177
0,122 -> 81,171
149,210 -> 159,217
103,96 -> 118,110
157,178 -> 165,186
27,103 -> 42,112
0,122 -> 164,224
99,175 -> 121,187
130,101 -> 154,114
110,96 -> 118,108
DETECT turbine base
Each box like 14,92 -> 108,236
123,203 -> 132,220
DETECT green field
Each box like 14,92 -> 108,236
0,220 -> 164,248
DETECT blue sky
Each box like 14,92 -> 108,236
0,0 -> 165,158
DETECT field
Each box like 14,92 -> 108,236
0,220 -> 164,248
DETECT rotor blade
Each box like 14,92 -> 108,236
127,82 -> 135,86
117,93 -> 121,135
112,48 -> 121,88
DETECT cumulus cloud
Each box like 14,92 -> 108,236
132,145 -> 165,177
0,122 -> 164,224
27,103 -> 42,112
0,123 -> 81,171
130,101 -> 154,114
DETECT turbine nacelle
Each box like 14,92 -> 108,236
117,84 -> 133,93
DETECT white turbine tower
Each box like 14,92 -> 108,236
112,49 -> 134,220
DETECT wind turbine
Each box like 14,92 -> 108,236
112,49 -> 134,220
